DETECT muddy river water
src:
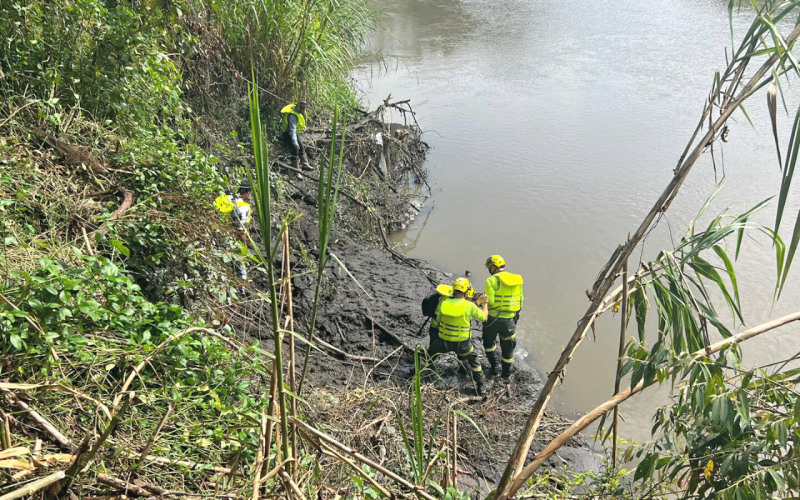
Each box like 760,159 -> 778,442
354,0 -> 800,442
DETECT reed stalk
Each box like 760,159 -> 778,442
246,75 -> 291,468
297,106 -> 346,394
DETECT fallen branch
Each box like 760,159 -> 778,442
113,327 -> 226,408
0,382 -> 112,421
0,470 -> 65,500
33,127 -> 107,175
135,404 -> 173,467
504,311 -> 800,498
363,315 -> 415,352
96,474 -> 153,497
97,188 -> 135,236
122,452 -> 235,475
293,418 -> 436,500
1,390 -> 77,452
321,445 -> 394,499
314,336 -> 381,362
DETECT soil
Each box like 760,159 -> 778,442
233,119 -> 601,497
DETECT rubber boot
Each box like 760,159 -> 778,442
501,361 -> 513,380
291,156 -> 300,169
476,380 -> 485,396
487,352 -> 500,376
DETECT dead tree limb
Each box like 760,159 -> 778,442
504,311 -> 800,498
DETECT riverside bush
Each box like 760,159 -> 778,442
0,253 -> 272,463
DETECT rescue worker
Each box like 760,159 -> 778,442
422,283 -> 453,351
228,182 -> 252,280
281,101 -> 312,170
431,277 -> 488,395
483,255 -> 524,379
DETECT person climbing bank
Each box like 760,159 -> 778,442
483,255 -> 524,379
431,277 -> 488,395
214,182 -> 252,281
281,101 -> 312,170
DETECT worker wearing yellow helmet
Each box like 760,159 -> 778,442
281,100 -> 312,171
484,255 -> 524,379
430,277 -> 488,395
421,283 -> 454,349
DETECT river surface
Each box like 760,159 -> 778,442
354,0 -> 800,443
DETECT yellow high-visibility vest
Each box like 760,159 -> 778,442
281,104 -> 306,135
438,298 -> 474,342
487,271 -> 524,318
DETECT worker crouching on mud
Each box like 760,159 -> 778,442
421,283 -> 453,350
484,255 -> 524,379
281,101 -> 312,170
430,277 -> 488,395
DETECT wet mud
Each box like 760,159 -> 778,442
235,121 -> 601,496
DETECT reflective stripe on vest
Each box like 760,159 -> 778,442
438,298 -> 473,342
281,104 -> 306,135
488,272 -> 523,317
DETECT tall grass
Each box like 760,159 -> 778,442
194,0 -> 375,111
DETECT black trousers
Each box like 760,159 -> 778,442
483,316 -> 516,368
429,334 -> 484,384
283,131 -> 306,160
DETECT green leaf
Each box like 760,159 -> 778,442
778,209 -> 800,296
9,334 -> 22,350
713,245 -> 741,318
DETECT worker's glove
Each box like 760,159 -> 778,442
476,295 -> 488,306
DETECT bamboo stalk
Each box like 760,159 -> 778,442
2,390 -> 77,452
0,470 -> 65,500
136,404 -> 173,467
451,412 -> 458,491
65,395 -> 132,491
503,311 -> 800,498
611,260 -> 628,467
321,445 -> 393,499
263,361 -> 280,474
444,410 -> 451,489
113,327 -> 201,408
96,474 -> 154,497
0,407 -> 11,450
258,458 -> 294,484
278,470 -> 307,500
120,452 -> 234,475
283,229 -> 298,476
493,24 -> 800,500
293,418 -> 437,500
251,413 -> 267,500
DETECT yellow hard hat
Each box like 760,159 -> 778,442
485,255 -> 506,269
453,277 -> 472,294
436,284 -> 454,297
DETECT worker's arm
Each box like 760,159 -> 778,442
484,276 -> 497,308
472,297 -> 488,323
287,114 -> 299,148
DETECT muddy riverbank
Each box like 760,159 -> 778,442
231,116 -> 600,495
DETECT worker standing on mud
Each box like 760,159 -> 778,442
281,100 -> 312,170
483,255 -> 524,379
430,277 -> 488,395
